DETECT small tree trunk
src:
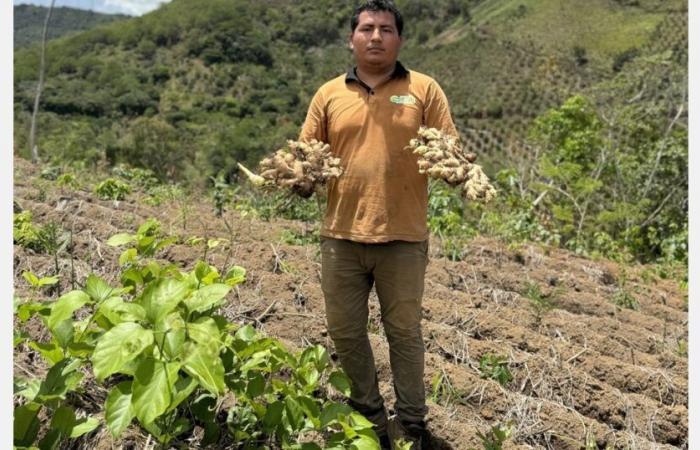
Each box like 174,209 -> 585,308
28,0 -> 56,163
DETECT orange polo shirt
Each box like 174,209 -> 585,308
299,61 -> 458,243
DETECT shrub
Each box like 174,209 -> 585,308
94,178 -> 131,200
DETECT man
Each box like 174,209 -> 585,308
299,1 -> 458,448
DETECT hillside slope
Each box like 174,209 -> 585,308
13,157 -> 688,449
12,0 -> 687,181
14,4 -> 129,49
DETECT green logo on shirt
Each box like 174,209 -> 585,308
390,95 -> 417,105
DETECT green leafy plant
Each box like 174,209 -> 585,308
56,173 -> 80,190
94,178 -> 131,200
14,220 -> 382,448
280,227 -> 320,246
470,422 -> 514,450
611,268 -> 640,310
35,221 -> 70,276
430,370 -> 463,407
676,338 -> 687,357
211,172 -> 233,217
522,281 -> 561,324
478,354 -> 512,386
13,211 -> 41,250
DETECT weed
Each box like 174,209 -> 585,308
280,226 -> 319,246
35,221 -> 70,276
611,269 -> 639,310
211,173 -> 233,217
470,422 -> 514,450
676,338 -> 687,357
478,353 -> 512,386
94,178 -> 131,200
430,370 -> 462,407
14,211 -> 41,250
522,281 -> 560,323
56,173 -> 80,190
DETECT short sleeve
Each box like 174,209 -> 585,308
299,88 -> 328,143
423,80 -> 458,138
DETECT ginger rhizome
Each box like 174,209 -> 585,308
238,139 -> 342,198
407,127 -> 497,202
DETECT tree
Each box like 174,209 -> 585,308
28,0 -> 56,163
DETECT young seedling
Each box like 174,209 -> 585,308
470,422 -> 514,450
611,269 -> 639,310
478,353 -> 513,387
522,281 -> 561,324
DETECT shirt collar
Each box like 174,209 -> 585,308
345,61 -> 409,90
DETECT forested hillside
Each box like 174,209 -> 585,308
14,4 -> 128,49
13,0 -> 687,264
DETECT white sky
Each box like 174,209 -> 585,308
13,0 -> 171,16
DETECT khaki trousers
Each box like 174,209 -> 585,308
320,236 -> 429,430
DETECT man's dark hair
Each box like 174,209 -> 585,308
351,0 -> 404,36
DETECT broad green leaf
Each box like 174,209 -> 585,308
190,393 -> 217,422
85,274 -> 116,302
194,261 -> 213,282
240,349 -> 272,372
69,416 -> 100,438
48,290 -> 90,331
92,322 -> 154,381
38,276 -> 59,287
166,376 -> 198,413
132,359 -> 179,425
155,313 -> 185,360
350,434 -> 381,450
67,342 -> 94,358
98,297 -> 146,326
183,283 -> 230,314
107,233 -> 135,247
14,402 -> 41,447
50,406 -> 76,435
297,366 -> 320,391
349,412 -> 375,430
119,248 -> 138,266
234,324 -> 256,342
329,370 -> 352,397
183,343 -> 225,395
320,402 -> 353,428
200,270 -> 219,286
22,271 -> 40,287
38,427 -> 61,450
202,422 -> 221,446
224,266 -> 246,287
263,400 -> 284,432
36,359 -> 84,402
140,279 -> 189,323
28,341 -> 64,366
121,267 -> 143,288
297,396 -> 321,428
52,319 -> 74,349
16,301 -> 50,322
299,345 -> 330,371
285,397 -> 304,431
186,317 -> 221,348
105,381 -> 134,437
15,377 -> 41,401
246,371 -> 266,398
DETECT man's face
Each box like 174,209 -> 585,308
350,10 -> 402,69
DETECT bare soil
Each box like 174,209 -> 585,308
13,158 -> 688,449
